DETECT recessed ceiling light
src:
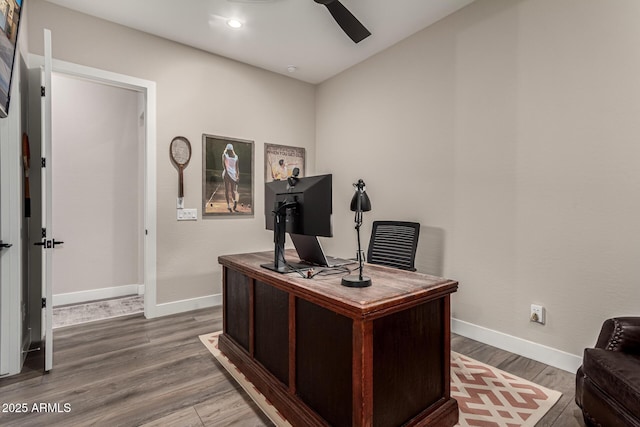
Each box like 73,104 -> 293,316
227,19 -> 243,29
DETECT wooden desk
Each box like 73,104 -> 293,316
218,251 -> 459,427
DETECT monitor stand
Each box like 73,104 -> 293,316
261,261 -> 309,274
261,201 -> 302,273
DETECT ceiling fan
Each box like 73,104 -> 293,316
313,0 -> 371,44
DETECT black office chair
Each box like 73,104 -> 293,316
366,221 -> 420,271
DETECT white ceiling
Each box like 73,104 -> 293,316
44,0 -> 474,84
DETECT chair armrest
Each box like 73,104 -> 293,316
595,317 -> 640,354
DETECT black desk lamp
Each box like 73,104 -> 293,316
342,179 -> 372,288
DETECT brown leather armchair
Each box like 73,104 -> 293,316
575,317 -> 640,427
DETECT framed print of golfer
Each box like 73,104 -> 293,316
202,134 -> 254,217
265,143 -> 305,183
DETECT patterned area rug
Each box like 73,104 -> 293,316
450,352 -> 561,426
199,332 -> 561,427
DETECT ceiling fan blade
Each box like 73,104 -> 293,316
320,0 -> 371,43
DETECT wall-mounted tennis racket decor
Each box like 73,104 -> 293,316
170,136 -> 192,213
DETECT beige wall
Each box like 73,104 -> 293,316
317,0 -> 640,356
27,0 -> 316,304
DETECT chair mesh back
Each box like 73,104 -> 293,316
367,221 -> 420,271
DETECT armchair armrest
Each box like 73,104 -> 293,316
595,317 -> 640,354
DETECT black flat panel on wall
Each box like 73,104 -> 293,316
224,268 -> 250,352
254,280 -> 289,385
296,298 -> 353,427
372,299 -> 444,427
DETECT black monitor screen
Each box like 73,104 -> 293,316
264,174 -> 332,238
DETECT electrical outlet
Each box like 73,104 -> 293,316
177,208 -> 197,221
530,304 -> 545,324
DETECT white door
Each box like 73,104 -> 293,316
40,28 -> 55,372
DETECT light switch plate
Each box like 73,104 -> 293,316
177,208 -> 197,221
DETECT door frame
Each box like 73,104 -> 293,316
29,54 -> 158,319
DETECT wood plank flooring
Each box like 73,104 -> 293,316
0,307 -> 585,426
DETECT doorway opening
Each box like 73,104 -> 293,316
50,73 -> 145,327
29,55 -> 158,330
21,46 -> 156,374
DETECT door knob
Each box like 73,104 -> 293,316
0,240 -> 12,249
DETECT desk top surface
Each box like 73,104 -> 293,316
219,250 -> 458,318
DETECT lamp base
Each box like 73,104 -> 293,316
341,275 -> 372,288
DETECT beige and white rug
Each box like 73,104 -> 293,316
199,331 -> 561,427
53,295 -> 144,328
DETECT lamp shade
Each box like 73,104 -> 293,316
349,179 -> 371,212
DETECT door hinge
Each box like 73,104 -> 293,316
42,228 -> 46,238
41,86 -> 46,97
42,298 -> 46,308
41,157 -> 46,168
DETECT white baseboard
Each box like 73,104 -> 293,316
451,318 -> 583,373
151,294 -> 222,318
53,284 -> 145,307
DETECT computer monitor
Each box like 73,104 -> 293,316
262,173 -> 332,272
